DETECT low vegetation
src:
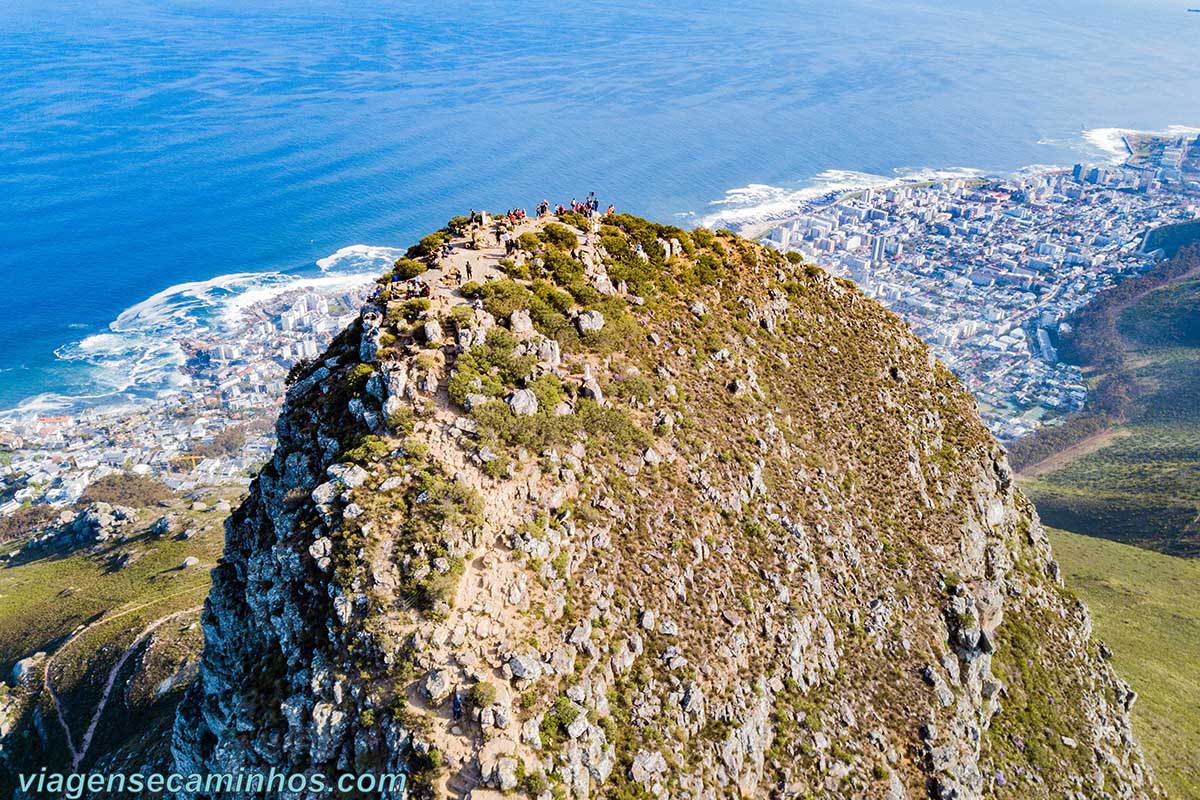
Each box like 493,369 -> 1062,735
1050,528 -> 1200,798
79,472 -> 174,508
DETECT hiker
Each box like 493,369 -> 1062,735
452,688 -> 463,721
606,204 -> 615,215
465,261 -> 474,281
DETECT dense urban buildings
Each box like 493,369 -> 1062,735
755,133 -> 1199,439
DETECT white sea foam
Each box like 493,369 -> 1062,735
701,167 -> 986,232
703,124 -> 1200,235
316,244 -> 406,273
7,250 -> 381,418
1080,125 -> 1200,165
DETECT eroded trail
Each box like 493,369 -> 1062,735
70,606 -> 202,770
41,588 -> 206,770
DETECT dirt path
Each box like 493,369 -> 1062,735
410,405 -> 539,798
389,218 -> 599,794
41,585 -> 208,769
69,606 -> 202,769
367,215 -> 602,796
1017,428 -> 1128,479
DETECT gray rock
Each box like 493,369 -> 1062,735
537,338 -> 561,366
151,513 -> 181,537
567,712 -> 589,739
308,537 -> 333,572
378,476 -> 405,492
495,757 -> 519,791
463,392 -> 490,411
311,481 -> 338,506
423,318 -> 443,343
423,669 -> 451,705
509,309 -> 534,335
508,654 -> 542,682
576,309 -> 605,334
507,388 -> 539,416
326,463 -> 369,489
630,750 -> 667,784
523,717 -> 543,749
11,653 -> 45,685
580,378 -> 604,403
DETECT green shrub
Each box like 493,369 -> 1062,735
478,280 -> 534,320
406,231 -> 450,259
518,232 -> 542,253
523,772 -> 549,797
466,681 -> 497,709
447,328 -> 534,407
387,406 -> 415,435
559,211 -> 588,230
388,297 -> 430,324
286,357 -> 317,386
392,257 -> 429,280
342,435 -> 389,464
541,223 -> 578,251
499,258 -> 531,280
540,694 -> 581,745
694,253 -> 723,285
543,248 -> 584,284
528,373 -> 565,411
481,453 -> 510,479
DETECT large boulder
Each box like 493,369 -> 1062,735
507,389 -> 539,417
575,310 -> 605,334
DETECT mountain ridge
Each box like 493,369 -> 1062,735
171,211 -> 1157,799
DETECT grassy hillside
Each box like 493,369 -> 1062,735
1010,242 -> 1200,483
1050,528 -> 1200,799
0,489 -> 235,789
1118,277 -> 1200,348
1021,257 -> 1200,557
1144,218 -> 1200,258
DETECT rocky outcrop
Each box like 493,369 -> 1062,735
172,214 -> 1158,799
16,502 -> 139,555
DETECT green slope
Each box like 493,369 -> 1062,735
0,490 -> 233,789
1050,528 -> 1200,798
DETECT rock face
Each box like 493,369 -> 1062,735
172,215 -> 1158,799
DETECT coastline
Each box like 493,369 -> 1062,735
0,125 -> 1197,514
2,125 -> 1195,420
705,126 -> 1199,442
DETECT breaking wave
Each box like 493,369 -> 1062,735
3,247 -> 384,417
700,167 -> 986,232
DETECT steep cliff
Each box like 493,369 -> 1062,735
172,213 -> 1158,799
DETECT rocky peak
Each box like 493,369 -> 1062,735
172,212 -> 1158,799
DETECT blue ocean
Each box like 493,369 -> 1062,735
1,0 -> 1197,412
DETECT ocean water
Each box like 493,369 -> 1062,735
1,0 -> 1197,412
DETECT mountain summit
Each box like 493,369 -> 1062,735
172,212 -> 1157,799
